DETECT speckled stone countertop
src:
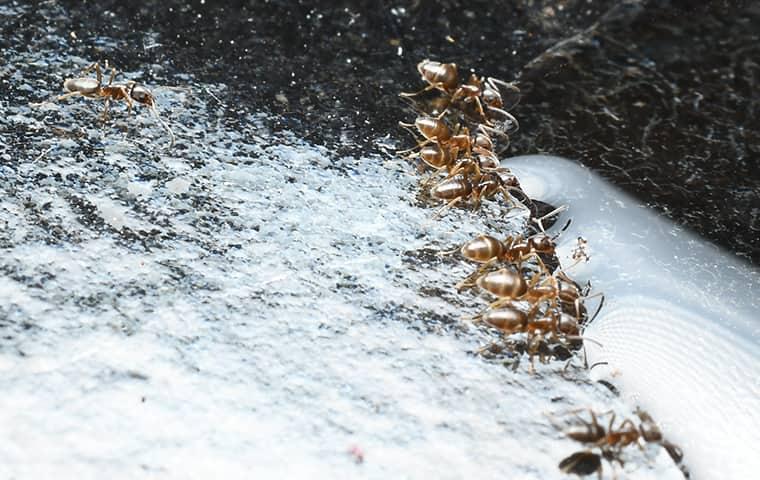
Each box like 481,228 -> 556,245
1,1 -> 756,478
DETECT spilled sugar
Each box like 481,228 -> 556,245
0,5 -> 683,479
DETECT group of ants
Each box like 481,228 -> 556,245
398,60 -> 687,479
46,58 -> 688,479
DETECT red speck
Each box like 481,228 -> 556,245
347,445 -> 364,464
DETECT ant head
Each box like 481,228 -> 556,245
129,83 -> 155,107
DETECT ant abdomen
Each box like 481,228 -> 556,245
482,307 -> 527,333
417,60 -> 459,92
430,175 -> 472,201
460,235 -> 506,263
476,268 -> 528,299
63,77 -> 99,95
419,144 -> 452,169
415,116 -> 452,143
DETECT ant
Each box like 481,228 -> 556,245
400,118 -> 498,168
473,267 -> 558,311
411,124 -> 502,175
401,60 -> 520,129
398,116 -> 453,154
556,273 -> 602,323
473,305 -> 589,372
402,60 -> 460,97
458,232 -> 556,277
58,61 -> 175,148
430,171 -> 527,218
472,266 -> 604,342
479,305 -> 582,339
549,409 -> 674,462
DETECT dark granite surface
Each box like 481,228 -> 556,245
3,2 -> 756,476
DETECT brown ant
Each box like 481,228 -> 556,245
429,169 -> 528,218
401,60 -> 519,130
548,410 -> 624,478
401,119 -> 485,159
398,116 -> 453,154
472,266 -> 561,311
58,61 -> 175,148
418,126 -> 504,178
548,409 -> 676,467
480,305 -> 581,339
471,267 -> 603,347
460,233 -> 555,268
458,233 -> 601,326
402,60 -> 460,97
427,174 -> 493,217
474,305 -> 588,371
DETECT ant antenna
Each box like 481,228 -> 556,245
532,204 -> 568,233
148,105 -> 176,149
589,361 -> 609,371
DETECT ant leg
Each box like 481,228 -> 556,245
470,96 -> 490,125
476,339 -> 505,356
420,169 -> 443,188
528,358 -> 536,375
517,251 -> 550,275
589,293 -> 605,323
496,186 -> 518,210
485,297 -> 514,311
607,412 -> 617,434
548,218 -> 573,242
564,334 -> 603,348
399,83 -> 442,98
107,67 -> 117,86
505,187 -> 537,218
562,355 -> 576,374
486,106 -> 520,133
396,136 -> 435,156
479,123 -> 511,142
81,62 -> 100,76
487,77 -> 520,93
479,124 -> 512,155
456,259 -> 497,290
435,106 -> 453,120
486,77 -> 521,108
469,188 -> 484,210
101,99 -> 111,121
526,269 -> 545,288
57,91 -> 85,101
532,204 -> 568,232
447,154 -> 481,178
432,196 -> 462,219
149,105 -> 176,149
118,86 -> 134,112
397,140 -> 430,156
94,62 -> 103,87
